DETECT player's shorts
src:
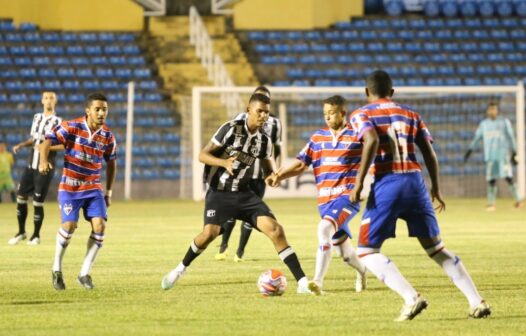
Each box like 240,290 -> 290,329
0,177 -> 15,191
248,178 -> 266,198
17,167 -> 55,202
358,172 -> 440,248
319,195 -> 360,240
58,195 -> 107,223
204,189 -> 275,230
486,160 -> 512,181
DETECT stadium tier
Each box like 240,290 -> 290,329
0,20 -> 182,183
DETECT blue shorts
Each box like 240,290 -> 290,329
58,195 -> 107,223
358,173 -> 440,248
319,195 -> 360,240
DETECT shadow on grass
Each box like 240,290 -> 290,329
5,300 -> 75,305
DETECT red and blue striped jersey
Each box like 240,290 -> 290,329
349,98 -> 433,177
296,125 -> 361,206
46,117 -> 117,200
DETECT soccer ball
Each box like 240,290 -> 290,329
257,269 -> 287,296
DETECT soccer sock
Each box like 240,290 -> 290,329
487,184 -> 497,205
508,183 -> 520,202
339,240 -> 366,274
182,240 -> 205,267
236,222 -> 253,258
32,203 -> 44,239
79,232 -> 104,276
16,199 -> 28,235
360,253 -> 418,304
278,246 -> 306,282
219,219 -> 235,253
427,244 -> 483,308
313,219 -> 335,285
53,228 -> 73,272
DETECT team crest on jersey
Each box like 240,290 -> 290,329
206,209 -> 216,217
96,142 -> 104,151
250,146 -> 260,157
63,203 -> 73,216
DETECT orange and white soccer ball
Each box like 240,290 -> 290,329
257,269 -> 287,296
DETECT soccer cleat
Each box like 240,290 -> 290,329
215,250 -> 228,261
234,254 -> 244,263
27,237 -> 40,245
514,201 -> 524,209
395,294 -> 428,322
8,233 -> 26,245
296,281 -> 323,296
486,205 -> 496,212
77,275 -> 94,289
355,270 -> 367,293
469,300 -> 492,319
52,271 -> 66,291
161,268 -> 185,290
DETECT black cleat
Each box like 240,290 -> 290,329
77,275 -> 94,289
52,271 -> 66,291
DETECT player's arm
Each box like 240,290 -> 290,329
199,141 -> 236,175
415,133 -> 446,212
465,124 -> 483,162
38,139 -> 53,175
12,138 -> 33,154
273,144 -> 282,168
267,159 -> 306,187
350,129 -> 379,202
504,119 -> 518,165
105,159 -> 117,207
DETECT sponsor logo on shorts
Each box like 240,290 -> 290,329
206,210 -> 216,217
63,203 -> 73,215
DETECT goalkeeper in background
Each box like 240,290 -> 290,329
464,102 -> 523,211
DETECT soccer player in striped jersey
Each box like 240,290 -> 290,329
215,86 -> 283,262
267,95 -> 367,294
39,92 -> 117,291
464,102 -> 523,210
349,70 -> 490,321
162,93 -> 319,295
8,91 -> 62,246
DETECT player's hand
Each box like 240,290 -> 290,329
12,144 -> 21,154
266,170 -> 281,187
104,195 -> 111,207
223,156 -> 237,175
350,183 -> 363,203
463,149 -> 472,163
38,161 -> 53,175
431,187 -> 446,212
511,152 -> 518,166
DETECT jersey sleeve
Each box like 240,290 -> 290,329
29,114 -> 38,138
211,121 -> 232,147
296,139 -> 314,166
103,133 -> 117,162
417,117 -> 433,143
504,118 -> 517,152
46,121 -> 69,146
468,122 -> 484,150
349,110 -> 374,140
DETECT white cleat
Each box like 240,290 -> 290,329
27,237 -> 40,245
355,270 -> 367,293
296,281 -> 323,295
469,300 -> 491,319
161,268 -> 185,290
395,294 -> 428,322
8,233 -> 26,245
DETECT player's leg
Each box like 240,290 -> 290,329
505,177 -> 523,208
311,218 -> 335,288
28,168 -> 54,244
334,236 -> 367,292
236,179 -> 265,261
419,236 -> 490,318
486,161 -> 498,210
8,168 -> 33,244
215,218 -> 235,260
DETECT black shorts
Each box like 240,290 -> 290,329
248,178 -> 266,198
204,189 -> 275,229
17,167 -> 55,203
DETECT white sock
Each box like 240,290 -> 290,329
313,219 -> 335,286
53,228 -> 72,272
297,276 -> 308,288
79,232 -> 104,276
167,262 -> 187,282
430,248 -> 483,308
361,253 -> 418,304
338,240 -> 366,274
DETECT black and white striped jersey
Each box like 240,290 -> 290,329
28,113 -> 62,169
234,112 -> 282,179
203,118 -> 273,192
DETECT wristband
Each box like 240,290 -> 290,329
105,190 -> 112,197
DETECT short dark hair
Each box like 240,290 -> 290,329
249,93 -> 270,105
487,101 -> 499,108
323,95 -> 347,107
86,92 -> 108,107
253,85 -> 270,98
366,70 -> 393,98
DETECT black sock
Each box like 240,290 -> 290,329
219,219 -> 235,253
32,205 -> 44,239
236,222 -> 253,258
182,241 -> 204,267
16,202 -> 28,235
279,246 -> 306,281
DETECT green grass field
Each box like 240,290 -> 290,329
0,198 -> 525,335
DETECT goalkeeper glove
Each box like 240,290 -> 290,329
464,149 -> 472,163
511,152 -> 518,166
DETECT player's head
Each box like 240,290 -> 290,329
486,102 -> 499,119
85,92 -> 109,129
253,85 -> 271,99
41,91 -> 57,113
246,93 -> 270,130
365,70 -> 394,101
322,95 -> 347,130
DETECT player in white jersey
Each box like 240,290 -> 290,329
8,92 -> 63,245
465,102 -> 523,210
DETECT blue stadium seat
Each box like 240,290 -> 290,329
385,0 -> 404,16
5,32 -> 23,42
435,29 -> 452,39
304,31 -> 321,40
79,32 -> 98,42
255,44 -> 272,53
99,32 -> 116,42
460,1 -> 478,17
273,44 -> 290,53
83,80 -> 100,90
0,21 -> 15,31
407,78 -> 424,86
247,31 -> 265,40
285,31 -> 302,40
445,77 -> 462,86
311,44 -> 328,52
464,78 -> 482,85
58,67 -> 75,78
43,80 -> 60,90
423,0 -> 440,17
72,57 -> 90,66
10,46 -> 27,56
323,31 -> 341,40
441,1 -> 459,17
19,68 -> 37,78
85,45 -> 102,55
336,55 -> 353,64
334,21 -> 352,29
67,45 -> 84,55
101,80 -> 119,89
96,68 -> 114,78
46,46 -> 65,55
104,45 -> 121,55
348,42 -> 365,52
19,22 -> 37,31
128,56 -> 146,65
25,81 -> 42,90
341,31 -> 359,40
76,68 -> 93,78
14,57 -> 32,66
